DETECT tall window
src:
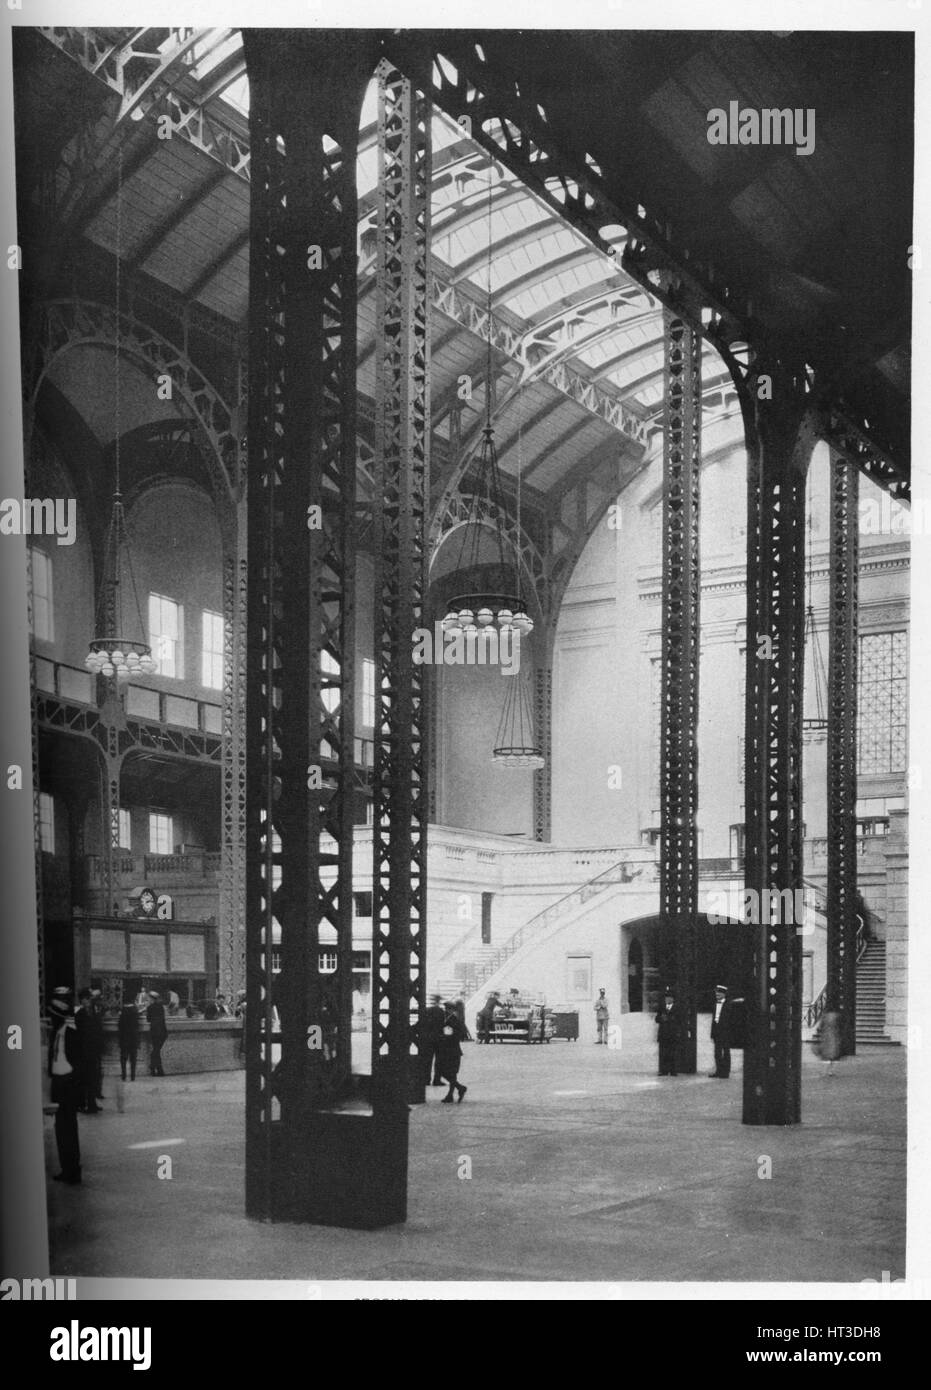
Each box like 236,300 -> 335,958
30,549 -> 53,643
148,812 -> 174,855
38,792 -> 55,853
857,631 -> 907,775
118,808 -> 132,851
201,610 -> 224,689
149,594 -> 183,678
362,657 -> 376,729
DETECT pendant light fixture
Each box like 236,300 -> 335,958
442,168 -> 533,641
491,361 -> 544,770
85,142 -> 157,686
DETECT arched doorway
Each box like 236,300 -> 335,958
627,937 -> 644,1012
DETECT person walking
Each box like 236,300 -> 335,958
594,988 -> 610,1044
146,991 -> 168,1076
655,988 -> 682,1076
117,1001 -> 140,1081
235,990 -> 247,1058
422,993 -> 446,1086
818,1009 -> 843,1077
48,987 -> 82,1185
88,988 -> 106,1101
709,984 -> 734,1078
436,1003 -> 468,1103
452,992 -> 472,1042
74,988 -> 99,1113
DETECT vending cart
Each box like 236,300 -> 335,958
489,996 -> 556,1043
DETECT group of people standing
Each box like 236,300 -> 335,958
655,983 -> 741,1078
46,984 -> 172,1186
421,994 -> 469,1103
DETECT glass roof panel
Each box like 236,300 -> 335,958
503,254 -> 610,320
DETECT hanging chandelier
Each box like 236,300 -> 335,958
85,143 -> 156,687
493,673 -> 544,770
443,170 -> 533,641
442,422 -> 534,640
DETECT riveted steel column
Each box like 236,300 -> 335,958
658,307 -> 701,1073
532,660 -> 553,842
826,451 -> 859,1056
243,32 -> 391,1227
372,57 -> 431,1116
741,370 -> 816,1126
219,513 -> 247,1004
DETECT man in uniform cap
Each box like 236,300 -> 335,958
709,984 -> 734,1078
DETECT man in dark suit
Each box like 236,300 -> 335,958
655,988 -> 683,1076
709,983 -> 734,1078
422,993 -> 446,1087
48,987 -> 83,1184
146,992 -> 168,1076
74,988 -> 99,1113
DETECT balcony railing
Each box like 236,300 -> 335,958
85,851 -> 222,884
36,658 -> 223,734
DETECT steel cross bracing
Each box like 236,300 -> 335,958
36,694 -> 223,765
826,453 -> 860,1057
381,34 -> 908,499
431,273 -> 649,446
371,60 -> 432,1114
39,29 -> 251,183
740,370 -> 816,1127
30,301 -> 241,505
658,307 -> 701,1074
244,32 -> 413,1229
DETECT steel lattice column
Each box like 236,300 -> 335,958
371,58 -> 431,1113
741,372 -> 816,1126
243,32 -> 396,1228
219,515 -> 247,1004
826,451 -> 859,1056
658,308 -> 701,1073
532,661 -> 553,842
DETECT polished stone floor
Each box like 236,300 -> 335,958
44,1017 -> 906,1286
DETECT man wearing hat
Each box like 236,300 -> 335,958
655,987 -> 683,1076
48,988 -> 82,1184
145,991 -> 168,1076
709,984 -> 734,1078
422,993 -> 446,1087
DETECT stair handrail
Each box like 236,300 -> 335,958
804,913 -> 872,1028
467,854 -> 653,995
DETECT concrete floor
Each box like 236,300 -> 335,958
44,1018 -> 905,1284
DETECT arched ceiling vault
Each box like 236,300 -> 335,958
15,24 -> 909,571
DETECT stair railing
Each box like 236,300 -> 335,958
804,912 -> 872,1029
468,855 -> 653,996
